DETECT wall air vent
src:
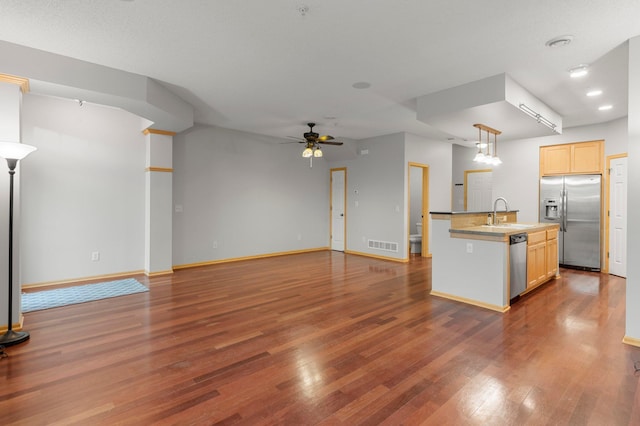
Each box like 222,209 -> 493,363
368,239 -> 399,253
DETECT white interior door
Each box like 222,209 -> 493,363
331,168 -> 346,251
609,157 -> 627,277
465,170 -> 492,211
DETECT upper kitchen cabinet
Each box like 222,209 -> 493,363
540,140 -> 604,176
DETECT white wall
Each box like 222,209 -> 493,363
172,125 -> 330,266
20,94 -> 147,284
405,133 -> 453,254
330,133 -> 406,258
626,36 -> 640,341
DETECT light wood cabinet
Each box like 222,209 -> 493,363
526,229 -> 559,290
527,242 -> 546,288
540,140 -> 603,175
571,141 -> 602,173
527,231 -> 547,288
541,144 -> 571,175
545,236 -> 558,279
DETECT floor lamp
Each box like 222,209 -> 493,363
0,141 -> 37,348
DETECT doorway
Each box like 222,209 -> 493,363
464,169 -> 492,211
408,163 -> 429,258
330,168 -> 346,251
607,154 -> 627,277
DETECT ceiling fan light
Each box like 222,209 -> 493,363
314,148 -> 323,157
302,147 -> 313,158
473,152 -> 485,162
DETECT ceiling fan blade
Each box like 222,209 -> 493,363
318,135 -> 334,141
318,141 -> 343,146
285,136 -> 306,143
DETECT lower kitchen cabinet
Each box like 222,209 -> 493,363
527,240 -> 546,288
546,234 -> 558,279
527,230 -> 559,290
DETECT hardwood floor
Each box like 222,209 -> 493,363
2,251 -> 639,425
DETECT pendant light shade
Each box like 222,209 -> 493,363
302,145 -> 313,158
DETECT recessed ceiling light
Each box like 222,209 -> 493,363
546,35 -> 574,48
586,89 -> 603,97
598,105 -> 613,111
568,64 -> 589,78
352,81 -> 371,89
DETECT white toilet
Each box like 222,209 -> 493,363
409,222 -> 422,254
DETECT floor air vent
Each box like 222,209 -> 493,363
368,239 -> 399,253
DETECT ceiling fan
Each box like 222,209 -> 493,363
288,123 -> 344,159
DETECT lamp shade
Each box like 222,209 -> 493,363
0,142 -> 37,160
302,147 -> 313,158
313,148 -> 323,158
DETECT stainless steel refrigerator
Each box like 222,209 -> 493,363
540,174 -> 601,271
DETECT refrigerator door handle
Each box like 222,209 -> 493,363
563,189 -> 568,231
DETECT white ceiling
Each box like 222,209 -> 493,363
0,0 -> 638,145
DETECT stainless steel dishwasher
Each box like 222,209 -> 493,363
509,233 -> 528,300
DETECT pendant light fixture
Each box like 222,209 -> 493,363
472,123 -> 502,165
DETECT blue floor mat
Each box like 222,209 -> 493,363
22,278 -> 149,313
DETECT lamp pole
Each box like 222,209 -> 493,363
0,142 -> 37,348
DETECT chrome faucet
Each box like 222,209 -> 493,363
493,197 -> 509,225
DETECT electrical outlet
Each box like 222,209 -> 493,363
297,233 -> 302,241
91,251 -> 100,261
212,241 -> 218,249
466,243 -> 473,254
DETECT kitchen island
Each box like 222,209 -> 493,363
430,211 -> 560,312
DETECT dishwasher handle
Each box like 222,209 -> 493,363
509,233 -> 528,245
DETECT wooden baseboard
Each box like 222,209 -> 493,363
344,250 -> 409,263
430,290 -> 510,313
622,336 -> 640,347
23,270 -> 146,289
145,269 -> 174,277
0,315 -> 25,333
173,247 -> 330,270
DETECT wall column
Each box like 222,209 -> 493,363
625,36 -> 640,345
144,128 -> 175,276
0,74 -> 29,331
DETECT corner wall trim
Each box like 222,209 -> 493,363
143,128 -> 177,136
145,167 -> 174,173
0,73 -> 29,93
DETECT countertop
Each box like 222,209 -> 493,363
449,222 -> 560,243
451,222 -> 559,238
430,210 -> 520,216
